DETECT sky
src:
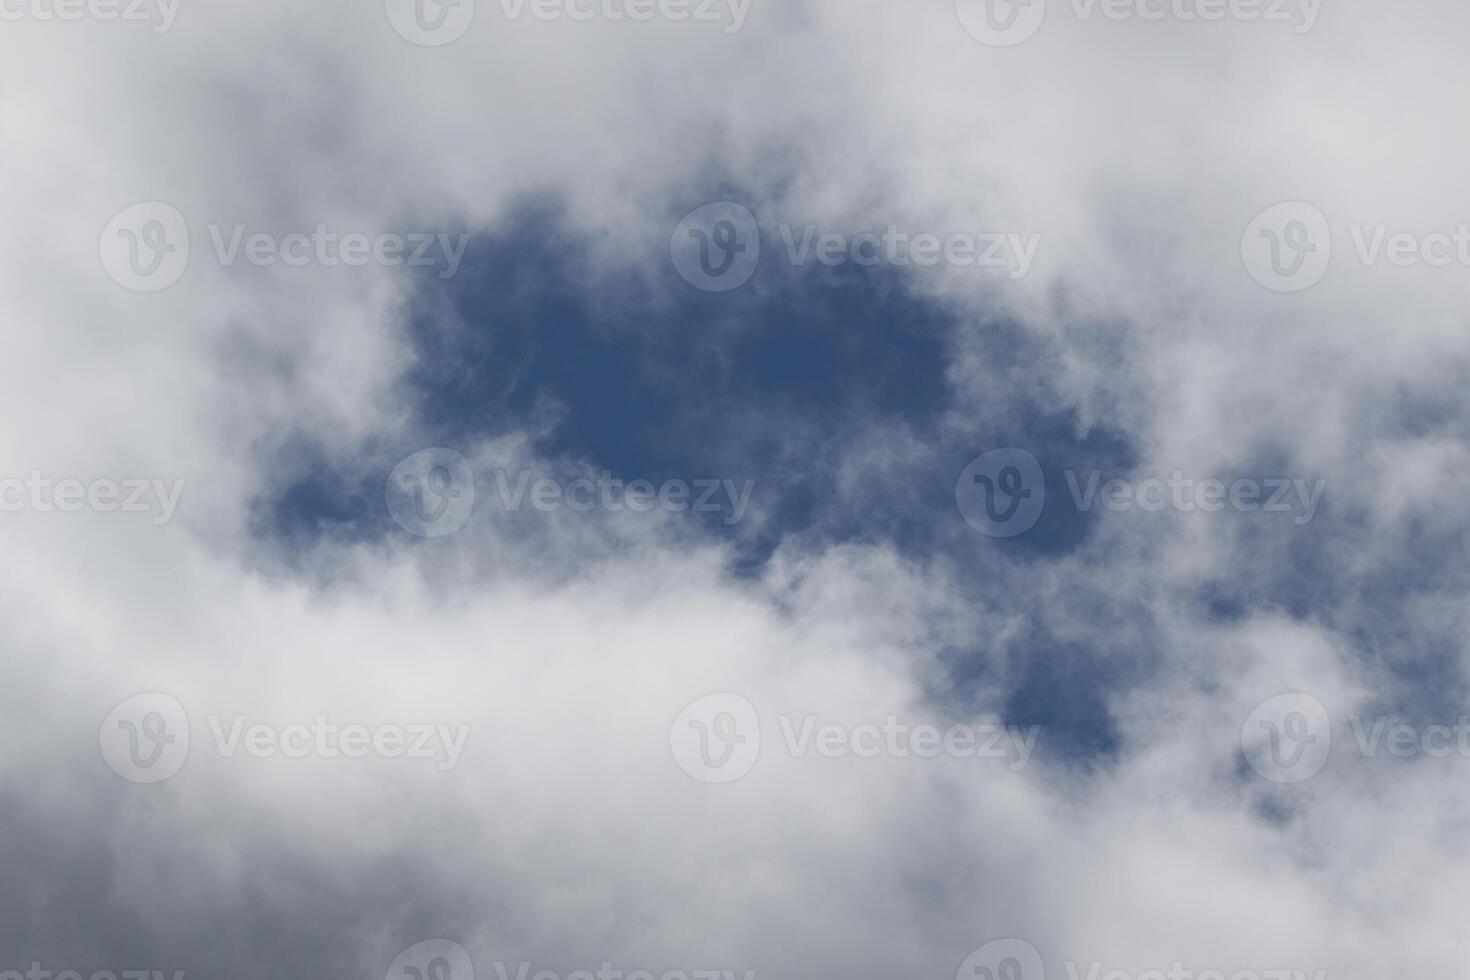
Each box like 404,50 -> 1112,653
3,1 -> 1470,979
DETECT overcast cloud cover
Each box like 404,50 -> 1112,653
2,0 -> 1469,978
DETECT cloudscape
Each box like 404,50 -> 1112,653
3,1 -> 1469,979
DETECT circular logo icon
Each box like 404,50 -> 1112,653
670,692 -> 761,784
386,448 -> 476,538
956,448 -> 1045,538
670,202 -> 761,292
1240,692 -> 1331,784
955,0 -> 1047,45
1241,201 -> 1331,292
99,693 -> 190,784
99,201 -> 190,292
957,938 -> 1045,980
386,940 -> 475,980
385,0 -> 476,46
